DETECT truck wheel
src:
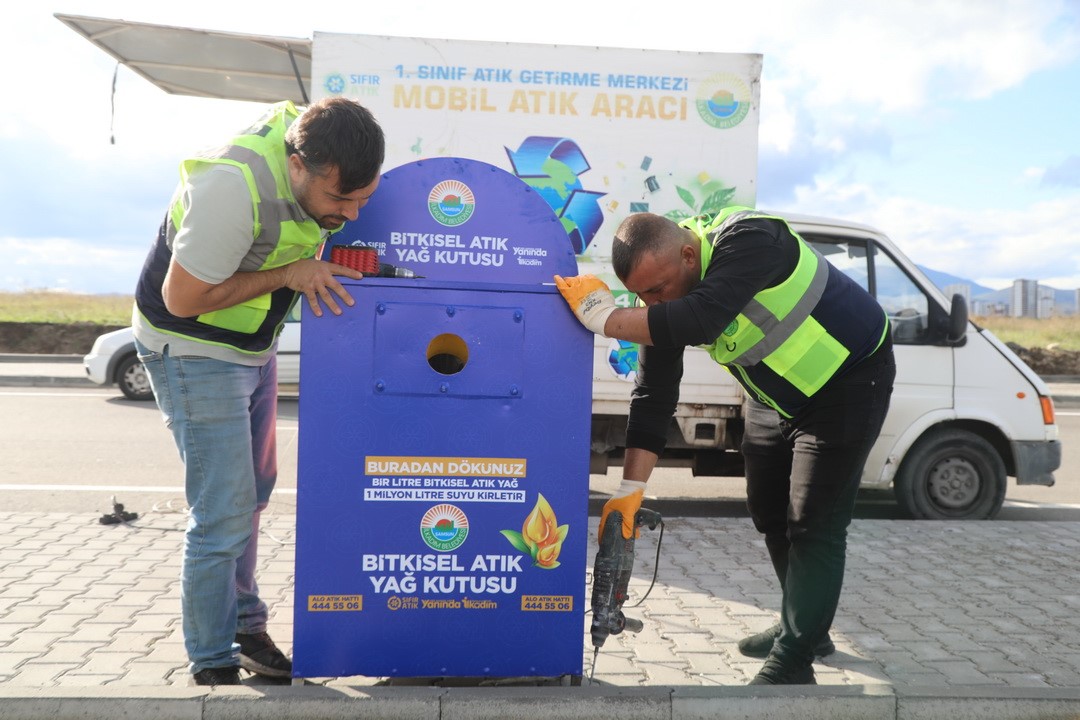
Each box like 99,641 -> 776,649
894,428 -> 1006,520
116,353 -> 154,401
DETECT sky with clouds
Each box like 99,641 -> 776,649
2,0 -> 1079,295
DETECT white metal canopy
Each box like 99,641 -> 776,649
55,13 -> 312,104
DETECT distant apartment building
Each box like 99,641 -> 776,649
943,283 -> 971,307
1011,279 -> 1040,318
972,300 -> 1009,316
1038,285 -> 1056,318
943,277 -> 1074,318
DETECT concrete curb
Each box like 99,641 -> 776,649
4,685 -> 1080,720
0,354 -> 91,388
0,354 -> 82,364
895,687 -> 1080,720
1043,375 -> 1080,383
0,376 -> 94,388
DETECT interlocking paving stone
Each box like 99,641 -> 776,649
2,511 -> 1080,692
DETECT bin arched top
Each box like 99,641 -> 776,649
328,157 -> 580,284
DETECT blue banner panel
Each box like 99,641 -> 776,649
293,158 -> 593,679
326,156 -> 580,283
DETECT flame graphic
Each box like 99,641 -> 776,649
500,493 -> 569,570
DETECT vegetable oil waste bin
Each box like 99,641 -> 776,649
293,157 -> 593,680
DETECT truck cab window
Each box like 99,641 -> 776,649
805,235 -> 929,344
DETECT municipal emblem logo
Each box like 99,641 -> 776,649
428,180 -> 476,227
420,504 -> 469,552
723,319 -> 739,336
696,73 -> 752,129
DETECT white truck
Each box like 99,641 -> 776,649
596,211 -> 1063,521
60,16 -> 1062,519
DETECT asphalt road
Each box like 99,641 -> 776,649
2,385 -> 1078,521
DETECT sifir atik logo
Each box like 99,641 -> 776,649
428,180 -> 476,227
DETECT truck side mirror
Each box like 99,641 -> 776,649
946,293 -> 968,346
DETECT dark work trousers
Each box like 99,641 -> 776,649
742,345 -> 895,669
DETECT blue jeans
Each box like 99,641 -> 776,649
135,340 -> 278,673
742,345 -> 895,668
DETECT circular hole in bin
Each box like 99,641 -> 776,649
427,333 -> 469,375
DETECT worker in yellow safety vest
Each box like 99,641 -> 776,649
556,207 -> 895,685
133,98 -> 384,687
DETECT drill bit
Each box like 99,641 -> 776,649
588,646 -> 599,684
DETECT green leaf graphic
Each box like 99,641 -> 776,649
676,185 -> 697,209
700,187 -> 736,214
500,530 -> 530,555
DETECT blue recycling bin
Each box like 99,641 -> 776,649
292,157 -> 593,679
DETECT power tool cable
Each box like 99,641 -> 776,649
627,518 -> 664,608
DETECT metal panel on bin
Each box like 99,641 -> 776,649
372,302 -> 524,398
293,157 -> 593,680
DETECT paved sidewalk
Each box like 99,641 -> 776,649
4,357 -> 1080,717
4,511 -> 1080,718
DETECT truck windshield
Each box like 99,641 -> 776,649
806,236 -> 930,345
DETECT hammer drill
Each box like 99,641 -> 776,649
589,506 -> 663,680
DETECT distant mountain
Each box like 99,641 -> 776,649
915,266 -> 1076,314
917,267 -> 996,298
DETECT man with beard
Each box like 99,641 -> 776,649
132,98 -> 384,686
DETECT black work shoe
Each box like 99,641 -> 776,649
749,654 -> 817,685
737,623 -> 835,659
236,631 -> 292,679
191,666 -> 242,686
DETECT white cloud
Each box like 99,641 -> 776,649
758,82 -> 797,154
757,0 -> 1079,113
0,237 -> 144,294
5,0 -> 1078,295
1022,167 -> 1047,184
783,179 -> 1080,290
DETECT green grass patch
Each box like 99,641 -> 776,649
973,315 -> 1080,351
0,291 -> 134,325
0,291 -> 1076,351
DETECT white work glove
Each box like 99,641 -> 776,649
554,274 -> 617,336
599,479 -> 647,541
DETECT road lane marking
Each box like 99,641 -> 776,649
0,391 -> 116,397
0,484 -> 297,494
1004,499 -> 1080,509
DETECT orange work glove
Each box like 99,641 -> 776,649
554,274 -> 616,336
599,480 -> 646,541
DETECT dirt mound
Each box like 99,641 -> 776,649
0,322 -> 125,355
1006,342 -> 1080,377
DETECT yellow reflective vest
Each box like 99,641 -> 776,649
682,207 -> 888,417
135,101 -> 330,354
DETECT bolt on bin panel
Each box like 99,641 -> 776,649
294,157 -> 593,681
372,301 -> 525,399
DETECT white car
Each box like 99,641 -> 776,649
83,308 -> 301,401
